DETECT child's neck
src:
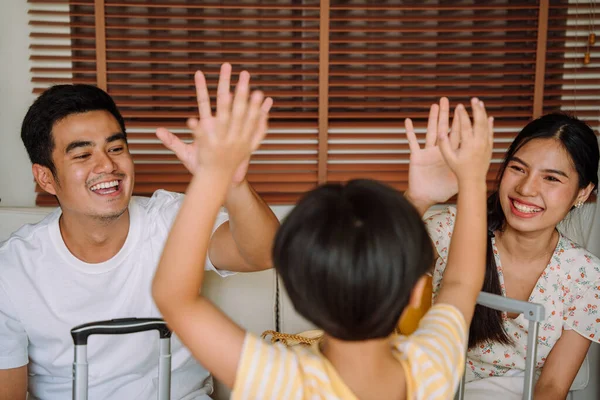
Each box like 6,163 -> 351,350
321,334 -> 406,400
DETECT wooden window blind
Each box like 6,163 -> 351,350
544,1 -> 599,133
28,0 -> 597,206
326,1 -> 540,193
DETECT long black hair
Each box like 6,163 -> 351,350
468,113 -> 599,348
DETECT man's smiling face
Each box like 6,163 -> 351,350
45,109 -> 135,221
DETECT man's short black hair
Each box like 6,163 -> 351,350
21,84 -> 126,176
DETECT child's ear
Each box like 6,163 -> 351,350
32,164 -> 58,195
407,275 -> 429,310
397,274 -> 432,335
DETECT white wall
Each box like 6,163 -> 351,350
0,1 -> 37,207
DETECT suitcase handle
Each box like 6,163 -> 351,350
71,317 -> 172,345
455,293 -> 545,400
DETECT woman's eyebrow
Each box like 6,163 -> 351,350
510,156 -> 569,178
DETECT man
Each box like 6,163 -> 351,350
0,63 -> 279,400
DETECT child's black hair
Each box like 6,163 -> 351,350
273,179 -> 434,341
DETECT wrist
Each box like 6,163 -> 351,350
404,190 -> 435,216
224,179 -> 249,206
190,166 -> 234,199
457,178 -> 488,193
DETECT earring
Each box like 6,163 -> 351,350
575,201 -> 584,208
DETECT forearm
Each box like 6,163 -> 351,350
443,180 -> 487,288
535,366 -> 571,400
153,170 -> 230,313
217,180 -> 279,269
435,179 -> 487,322
534,382 -> 568,400
533,331 -> 590,400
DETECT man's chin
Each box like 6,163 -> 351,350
93,205 -> 129,223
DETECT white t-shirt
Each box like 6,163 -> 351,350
0,190 -> 230,399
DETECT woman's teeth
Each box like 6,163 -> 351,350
512,200 -> 542,213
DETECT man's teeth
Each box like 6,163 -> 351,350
513,200 -> 542,213
90,180 -> 119,191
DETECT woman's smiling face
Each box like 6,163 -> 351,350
499,138 -> 589,235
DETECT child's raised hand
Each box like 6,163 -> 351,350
438,98 -> 493,183
405,97 -> 459,206
187,63 -> 272,180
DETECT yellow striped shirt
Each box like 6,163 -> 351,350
232,303 -> 467,400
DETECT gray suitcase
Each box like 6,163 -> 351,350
70,318 -> 172,400
455,292 -> 546,400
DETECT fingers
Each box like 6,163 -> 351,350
436,97 -> 450,145
488,116 -> 495,143
186,118 -> 203,140
211,65 -> 270,151
203,64 -> 270,144
438,120 -> 458,167
194,71 -> 212,120
216,63 -> 232,122
261,96 -> 273,114
471,97 -> 488,141
457,103 -> 473,143
156,127 -> 188,155
404,118 -> 421,154
241,90 -> 265,140
425,103 -> 440,148
436,97 -> 493,177
252,97 -> 273,150
450,106 -> 461,150
156,127 -> 176,148
226,70 -> 251,138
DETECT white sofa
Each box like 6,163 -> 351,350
1,203 -> 598,400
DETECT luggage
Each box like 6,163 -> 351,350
70,318 -> 172,400
455,292 -> 546,400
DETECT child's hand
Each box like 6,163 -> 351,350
438,98 -> 493,183
155,64 -> 272,182
187,63 -> 272,180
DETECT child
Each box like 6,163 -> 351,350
152,63 -> 494,399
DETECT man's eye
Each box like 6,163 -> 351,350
74,154 -> 90,160
109,146 -> 124,153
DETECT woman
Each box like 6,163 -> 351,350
405,99 -> 600,399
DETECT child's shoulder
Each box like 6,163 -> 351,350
243,331 -> 325,366
392,303 -> 466,352
390,303 -> 467,397
234,331 -> 340,399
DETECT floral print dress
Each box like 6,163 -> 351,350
425,207 -> 600,382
